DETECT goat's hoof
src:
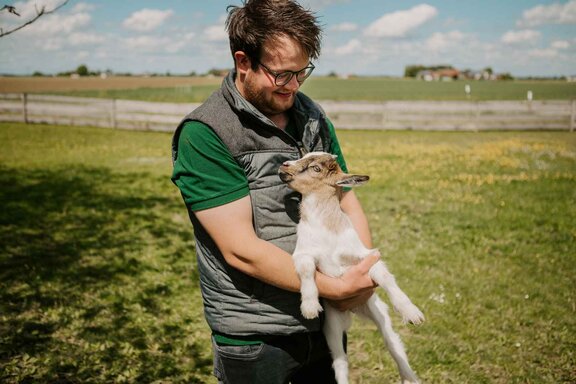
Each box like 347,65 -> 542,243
397,303 -> 425,325
301,300 -> 323,319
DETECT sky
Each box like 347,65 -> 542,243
0,0 -> 575,77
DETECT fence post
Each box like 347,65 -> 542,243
111,98 -> 117,129
22,93 -> 28,124
571,100 -> 575,132
474,100 -> 480,131
381,101 -> 387,130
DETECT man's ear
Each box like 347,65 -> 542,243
335,174 -> 370,187
234,51 -> 251,74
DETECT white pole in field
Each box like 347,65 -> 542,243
571,99 -> 575,132
111,98 -> 117,129
465,84 -> 471,98
22,93 -> 28,124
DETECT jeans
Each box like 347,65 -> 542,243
212,331 -> 342,384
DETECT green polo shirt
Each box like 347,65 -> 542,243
172,117 -> 348,212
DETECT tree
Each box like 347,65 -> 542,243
76,64 -> 88,76
0,0 -> 70,38
483,67 -> 494,75
404,65 -> 426,78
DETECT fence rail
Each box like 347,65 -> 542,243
0,93 -> 574,132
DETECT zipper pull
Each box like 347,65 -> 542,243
296,141 -> 308,157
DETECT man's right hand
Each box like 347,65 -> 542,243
324,253 -> 380,311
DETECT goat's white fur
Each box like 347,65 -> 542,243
279,152 -> 424,384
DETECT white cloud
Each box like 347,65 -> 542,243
331,22 -> 358,32
528,48 -> 559,58
204,25 -> 228,42
122,9 -> 173,32
300,0 -> 350,9
75,50 -> 90,60
42,38 -> 63,51
71,2 -> 96,13
0,0 -> 95,43
551,40 -> 570,49
425,30 -> 465,52
24,11 -> 91,35
68,32 -> 105,46
0,0 -> 66,22
123,36 -> 158,50
334,39 -> 362,55
364,4 -> 438,38
0,0 -> 90,35
517,0 -> 576,27
501,29 -> 541,44
123,33 -> 195,54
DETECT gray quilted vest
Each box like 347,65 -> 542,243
172,71 -> 332,335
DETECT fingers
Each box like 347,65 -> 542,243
369,249 -> 381,258
327,289 -> 375,312
335,251 -> 380,299
357,252 -> 380,274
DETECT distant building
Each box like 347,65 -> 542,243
415,67 -> 504,81
417,68 -> 460,81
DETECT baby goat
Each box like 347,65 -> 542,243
279,152 -> 424,384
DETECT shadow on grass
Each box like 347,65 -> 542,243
0,165 -> 210,382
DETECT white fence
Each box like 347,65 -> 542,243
321,100 -> 576,131
0,94 -> 199,132
0,93 -> 574,132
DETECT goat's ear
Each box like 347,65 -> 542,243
336,174 -> 370,187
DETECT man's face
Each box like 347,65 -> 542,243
238,35 -> 310,118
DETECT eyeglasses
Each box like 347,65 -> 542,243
256,60 -> 315,86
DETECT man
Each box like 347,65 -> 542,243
171,1 -> 379,382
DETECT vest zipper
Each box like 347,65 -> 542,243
296,141 -> 308,157
265,122 -> 308,158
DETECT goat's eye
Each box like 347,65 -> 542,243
312,165 -> 321,173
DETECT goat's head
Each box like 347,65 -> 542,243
278,152 -> 369,195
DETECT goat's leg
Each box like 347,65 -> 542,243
292,252 -> 323,319
357,296 -> 420,384
323,304 -> 352,384
369,261 -> 424,325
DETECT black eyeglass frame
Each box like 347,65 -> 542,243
255,60 -> 315,86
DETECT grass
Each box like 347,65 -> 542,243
4,76 -> 575,102
301,77 -> 576,101
340,131 -> 576,383
44,84 -> 221,103
1,122 -> 575,383
0,123 -> 210,383
59,78 -> 576,102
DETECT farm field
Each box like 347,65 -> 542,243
1,75 -> 575,102
1,122 -> 575,383
0,76 -> 222,94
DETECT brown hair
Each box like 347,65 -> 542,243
226,0 -> 322,69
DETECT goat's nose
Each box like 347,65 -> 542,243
282,161 -> 290,166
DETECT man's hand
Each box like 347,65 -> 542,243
325,253 -> 380,311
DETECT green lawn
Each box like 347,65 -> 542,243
45,77 -> 576,102
301,77 -> 576,101
1,123 -> 575,383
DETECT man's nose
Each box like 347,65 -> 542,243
283,74 -> 301,90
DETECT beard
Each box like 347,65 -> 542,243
242,76 -> 295,117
